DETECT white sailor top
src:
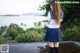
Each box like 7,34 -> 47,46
47,10 -> 63,28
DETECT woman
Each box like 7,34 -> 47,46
45,0 -> 63,53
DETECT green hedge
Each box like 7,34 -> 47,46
15,30 -> 44,43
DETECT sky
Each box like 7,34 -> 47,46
0,0 -> 45,15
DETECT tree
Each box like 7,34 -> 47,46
0,26 -> 7,35
34,22 -> 42,28
7,23 -> 24,40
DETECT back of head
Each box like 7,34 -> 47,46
48,0 -> 62,25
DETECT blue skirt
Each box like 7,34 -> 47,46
45,28 -> 62,42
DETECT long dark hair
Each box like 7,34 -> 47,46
49,0 -> 61,25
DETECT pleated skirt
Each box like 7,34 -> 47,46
45,28 -> 62,42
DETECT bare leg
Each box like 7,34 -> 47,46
48,42 -> 55,53
54,42 -> 59,53
54,42 -> 59,47
48,42 -> 54,47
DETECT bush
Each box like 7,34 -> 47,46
7,23 -> 24,40
15,30 -> 44,43
0,35 -> 6,43
25,30 -> 43,42
15,33 -> 27,43
61,25 -> 80,41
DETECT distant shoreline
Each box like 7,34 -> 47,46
0,15 -> 20,16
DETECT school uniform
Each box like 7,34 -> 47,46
45,10 -> 63,42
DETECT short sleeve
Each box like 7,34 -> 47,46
47,11 -> 51,21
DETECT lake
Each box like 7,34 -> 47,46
0,15 -> 47,30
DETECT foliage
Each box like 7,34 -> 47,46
25,30 -> 43,42
0,35 -> 6,43
61,25 -> 80,41
15,30 -> 44,43
34,22 -> 42,28
0,26 -> 7,35
7,23 -> 24,40
15,33 -> 26,43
